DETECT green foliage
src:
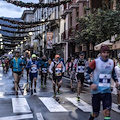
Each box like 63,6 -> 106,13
76,8 -> 120,46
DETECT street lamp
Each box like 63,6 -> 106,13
0,34 -> 2,37
29,32 -> 33,36
21,41 -> 23,44
0,38 -> 2,41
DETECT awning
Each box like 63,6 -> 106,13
94,40 -> 113,51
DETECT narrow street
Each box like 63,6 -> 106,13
0,67 -> 119,120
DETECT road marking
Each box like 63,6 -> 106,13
112,103 -> 120,113
66,97 -> 92,112
12,98 -> 31,113
36,113 -> 44,120
39,97 -> 68,112
0,114 -> 33,120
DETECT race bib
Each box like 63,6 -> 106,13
55,68 -> 62,76
98,74 -> 111,87
78,66 -> 85,73
31,64 -> 37,73
42,68 -> 47,73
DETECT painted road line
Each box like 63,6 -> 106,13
66,97 -> 92,112
39,97 -> 68,112
0,114 -> 33,120
112,103 -> 120,113
12,98 -> 31,113
36,113 -> 44,120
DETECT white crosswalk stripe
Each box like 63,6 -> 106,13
12,98 -> 31,113
36,113 -> 44,120
66,97 -> 92,112
39,97 -> 68,112
0,114 -> 33,120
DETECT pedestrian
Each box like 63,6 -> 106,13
11,50 -> 24,95
26,54 -> 39,95
40,55 -> 49,88
74,51 -> 88,101
85,45 -> 119,120
49,54 -> 65,98
115,53 -> 120,110
69,57 -> 76,91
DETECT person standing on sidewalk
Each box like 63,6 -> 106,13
49,54 -> 65,98
40,55 -> 49,88
74,51 -> 88,101
26,54 -> 39,95
11,50 -> 24,95
85,46 -> 119,120
115,53 -> 120,110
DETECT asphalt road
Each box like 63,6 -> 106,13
0,67 -> 119,120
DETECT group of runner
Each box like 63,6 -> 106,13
2,45 -> 120,120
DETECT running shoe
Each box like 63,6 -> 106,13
57,90 -> 60,95
31,89 -> 33,95
34,89 -> 36,93
77,96 -> 80,101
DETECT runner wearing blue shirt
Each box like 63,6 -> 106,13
40,55 -> 49,88
26,54 -> 39,95
11,50 -> 24,95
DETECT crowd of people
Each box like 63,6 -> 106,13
0,45 -> 120,120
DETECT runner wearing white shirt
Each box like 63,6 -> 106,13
115,53 -> 120,110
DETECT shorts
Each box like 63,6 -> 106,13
53,75 -> 62,83
30,73 -> 38,81
77,73 -> 84,84
13,71 -> 22,75
92,93 -> 112,114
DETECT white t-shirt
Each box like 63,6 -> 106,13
115,65 -> 120,83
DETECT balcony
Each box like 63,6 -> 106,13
61,9 -> 72,19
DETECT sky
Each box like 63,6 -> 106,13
0,0 -> 39,18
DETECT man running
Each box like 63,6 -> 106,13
49,54 -> 65,97
74,51 -> 88,101
11,50 -> 24,95
40,55 -> 49,88
85,46 -> 119,120
115,53 -> 120,110
26,54 -> 39,95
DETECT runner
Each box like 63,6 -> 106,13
74,51 -> 88,101
85,46 -> 119,120
26,53 -> 31,82
26,54 -> 39,95
21,56 -> 26,77
4,57 -> 9,73
49,54 -> 65,98
11,50 -> 24,95
40,55 -> 49,88
69,57 -> 76,91
115,53 -> 120,110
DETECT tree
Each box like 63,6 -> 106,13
76,6 -> 120,58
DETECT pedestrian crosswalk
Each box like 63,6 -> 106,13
0,95 -> 119,119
